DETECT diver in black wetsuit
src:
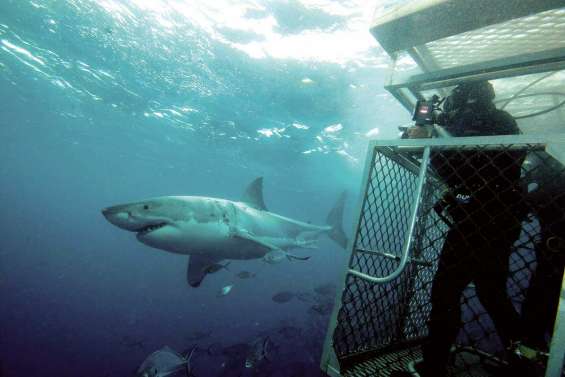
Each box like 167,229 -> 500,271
400,81 -> 527,377
521,155 -> 565,352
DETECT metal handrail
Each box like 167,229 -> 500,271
355,248 -> 432,267
348,146 -> 431,283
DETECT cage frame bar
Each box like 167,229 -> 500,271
347,146 -> 431,284
386,47 -> 565,113
545,269 -> 565,377
321,144 -> 378,377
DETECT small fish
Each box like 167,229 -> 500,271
236,271 -> 256,279
217,284 -> 234,297
271,291 -> 294,303
137,345 -> 196,377
202,262 -> 230,274
262,249 -> 310,264
263,250 -> 286,264
245,337 -> 271,368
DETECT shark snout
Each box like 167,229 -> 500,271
101,202 -> 171,234
102,207 -> 128,220
101,206 -> 120,218
102,204 -> 129,219
102,203 -> 129,215
101,205 -> 140,231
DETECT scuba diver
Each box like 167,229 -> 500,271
521,154 -> 565,353
397,81 -> 528,377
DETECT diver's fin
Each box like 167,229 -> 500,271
326,191 -> 348,249
241,177 -> 268,211
187,255 -> 223,288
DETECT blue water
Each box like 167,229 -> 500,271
0,1 -> 410,376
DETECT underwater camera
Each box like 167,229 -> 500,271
412,94 -> 443,126
399,94 -> 446,138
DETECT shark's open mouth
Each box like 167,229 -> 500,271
136,223 -> 167,235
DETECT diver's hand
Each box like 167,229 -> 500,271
404,126 -> 431,139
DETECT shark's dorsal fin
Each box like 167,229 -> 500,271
241,177 -> 268,211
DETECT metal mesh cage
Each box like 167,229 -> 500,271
324,137 -> 565,377
424,8 -> 565,70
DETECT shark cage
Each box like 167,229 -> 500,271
320,1 -> 565,377
321,137 -> 565,377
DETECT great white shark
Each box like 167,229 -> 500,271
102,177 -> 347,287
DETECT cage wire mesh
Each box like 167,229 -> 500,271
331,140 -> 565,377
423,7 -> 565,71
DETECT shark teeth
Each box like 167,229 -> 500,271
137,223 -> 166,235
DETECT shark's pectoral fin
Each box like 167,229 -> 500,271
187,255 -> 224,288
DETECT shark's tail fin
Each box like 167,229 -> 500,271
326,191 -> 348,250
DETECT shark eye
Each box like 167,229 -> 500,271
143,205 -> 149,210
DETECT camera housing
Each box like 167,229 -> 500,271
412,95 -> 442,126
